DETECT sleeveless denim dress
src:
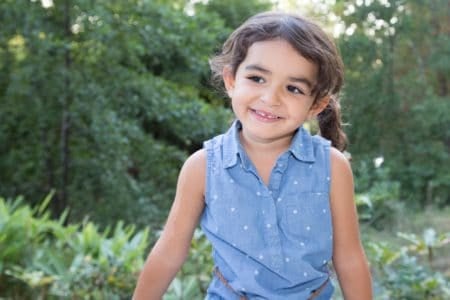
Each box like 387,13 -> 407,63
201,121 -> 334,300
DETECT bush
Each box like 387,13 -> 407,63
0,194 -> 216,299
0,195 -> 148,299
368,229 -> 450,299
354,159 -> 403,229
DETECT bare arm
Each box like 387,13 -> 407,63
133,149 -> 206,300
330,148 -> 373,299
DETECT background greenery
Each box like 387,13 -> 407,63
0,0 -> 449,299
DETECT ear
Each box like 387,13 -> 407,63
222,65 -> 235,98
308,96 -> 330,119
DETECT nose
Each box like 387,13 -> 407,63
259,87 -> 281,106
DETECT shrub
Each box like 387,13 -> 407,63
354,159 -> 403,229
368,228 -> 450,299
0,195 -> 148,299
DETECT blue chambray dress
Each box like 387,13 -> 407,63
201,120 -> 334,300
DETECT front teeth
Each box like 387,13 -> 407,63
255,110 -> 278,119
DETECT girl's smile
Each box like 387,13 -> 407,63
249,108 -> 282,122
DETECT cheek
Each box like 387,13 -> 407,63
287,103 -> 313,120
230,100 -> 241,113
230,86 -> 250,103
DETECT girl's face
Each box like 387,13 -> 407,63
223,39 -> 329,147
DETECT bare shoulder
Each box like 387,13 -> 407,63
162,148 -> 207,241
176,148 -> 207,198
329,147 -> 354,208
184,148 -> 206,169
330,147 -> 352,176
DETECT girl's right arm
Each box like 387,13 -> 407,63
132,149 -> 206,300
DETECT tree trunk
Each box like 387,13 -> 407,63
56,0 -> 72,219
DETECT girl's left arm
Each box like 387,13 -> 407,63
329,148 -> 373,300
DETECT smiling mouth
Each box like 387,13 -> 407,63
250,109 -> 281,121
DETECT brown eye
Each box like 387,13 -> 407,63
248,76 -> 265,83
287,85 -> 305,95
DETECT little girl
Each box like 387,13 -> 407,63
133,11 -> 372,300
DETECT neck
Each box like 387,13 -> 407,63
239,130 -> 293,159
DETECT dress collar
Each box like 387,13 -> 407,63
222,120 -> 316,169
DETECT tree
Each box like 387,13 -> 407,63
332,0 -> 450,205
0,0 -> 237,227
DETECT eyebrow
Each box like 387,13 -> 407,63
244,64 -> 314,89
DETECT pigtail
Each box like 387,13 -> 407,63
317,97 -> 347,152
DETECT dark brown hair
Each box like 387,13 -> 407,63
210,11 -> 347,151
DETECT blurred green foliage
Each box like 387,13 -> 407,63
0,194 -> 215,299
332,0 -> 450,206
368,231 -> 450,300
1,195 -> 449,299
0,195 -> 148,299
354,160 -> 403,229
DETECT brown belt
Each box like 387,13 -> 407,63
308,277 -> 329,300
214,267 -> 329,300
214,267 -> 248,300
